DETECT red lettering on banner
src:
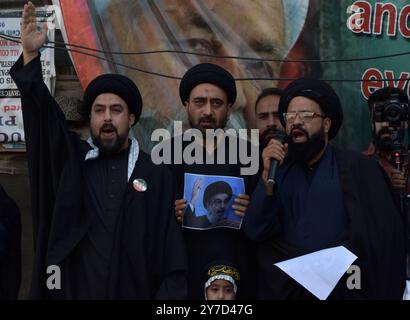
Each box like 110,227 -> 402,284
384,70 -> 410,90
399,5 -> 410,38
374,2 -> 397,36
361,68 -> 383,98
347,1 -> 410,38
9,49 -> 19,56
3,105 -> 21,113
347,1 -> 372,34
361,68 -> 410,99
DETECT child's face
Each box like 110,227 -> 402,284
206,279 -> 236,300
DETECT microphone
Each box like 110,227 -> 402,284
267,130 -> 288,187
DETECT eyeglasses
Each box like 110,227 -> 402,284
283,111 -> 325,123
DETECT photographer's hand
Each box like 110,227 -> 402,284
389,168 -> 407,190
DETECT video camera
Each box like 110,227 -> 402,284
373,94 -> 410,126
371,91 -> 410,215
371,93 -> 410,171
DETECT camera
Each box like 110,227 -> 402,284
373,96 -> 409,125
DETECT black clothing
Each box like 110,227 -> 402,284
11,54 -> 187,299
244,147 -> 406,299
0,185 -> 21,299
168,136 -> 256,299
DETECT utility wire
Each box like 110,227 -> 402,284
1,33 -> 409,82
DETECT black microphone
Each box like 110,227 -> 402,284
267,131 -> 288,187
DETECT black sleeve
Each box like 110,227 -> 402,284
0,185 -> 22,300
155,169 -> 188,299
10,53 -> 83,247
242,178 -> 281,241
336,150 -> 407,299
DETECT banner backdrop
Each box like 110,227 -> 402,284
0,8 -> 55,149
53,0 -> 410,152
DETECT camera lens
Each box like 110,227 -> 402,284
384,103 -> 402,122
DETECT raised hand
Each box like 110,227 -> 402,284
190,178 -> 203,206
21,1 -> 48,65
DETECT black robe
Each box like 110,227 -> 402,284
243,148 -> 406,299
0,185 -> 21,299
168,136 -> 258,299
10,54 -> 187,299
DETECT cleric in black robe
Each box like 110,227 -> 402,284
168,63 -> 257,299
243,78 -> 406,299
9,3 -> 187,299
0,184 -> 21,299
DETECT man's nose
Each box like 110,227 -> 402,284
104,109 -> 112,121
267,114 -> 275,127
293,113 -> 304,125
202,102 -> 212,116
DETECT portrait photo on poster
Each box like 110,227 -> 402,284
183,173 -> 245,230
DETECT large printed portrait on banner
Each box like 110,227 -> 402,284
4,1 -> 409,152
53,0 -> 312,151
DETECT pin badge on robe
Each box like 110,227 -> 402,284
133,178 -> 147,192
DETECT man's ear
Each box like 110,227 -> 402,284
129,113 -> 136,127
227,103 -> 233,118
323,117 -> 331,134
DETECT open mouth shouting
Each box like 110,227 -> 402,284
291,127 -> 308,143
100,124 -> 117,140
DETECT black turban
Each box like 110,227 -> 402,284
179,63 -> 237,104
203,181 -> 233,208
278,78 -> 343,140
83,74 -> 143,126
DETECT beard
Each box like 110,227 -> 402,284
374,127 -> 396,153
208,209 -> 225,225
91,123 -> 128,156
287,124 -> 326,164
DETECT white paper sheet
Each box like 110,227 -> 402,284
274,246 -> 358,300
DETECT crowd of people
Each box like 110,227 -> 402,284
0,2 -> 409,300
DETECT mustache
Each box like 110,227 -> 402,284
100,123 -> 118,133
199,116 -> 216,123
262,126 -> 279,137
290,125 -> 309,137
377,127 -> 392,138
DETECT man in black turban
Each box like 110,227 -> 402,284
9,2 -> 187,299
243,78 -> 406,299
183,181 -> 233,229
178,63 -> 237,133
277,78 -> 343,164
169,62 -> 253,299
82,73 -> 143,156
